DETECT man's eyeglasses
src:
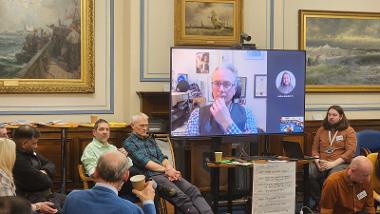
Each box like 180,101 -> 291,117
212,81 -> 235,90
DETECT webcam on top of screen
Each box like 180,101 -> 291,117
236,32 -> 256,49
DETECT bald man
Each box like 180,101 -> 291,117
64,151 -> 156,214
320,156 -> 375,214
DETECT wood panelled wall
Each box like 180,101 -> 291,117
11,119 -> 379,193
8,126 -> 130,193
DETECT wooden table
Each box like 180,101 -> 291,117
207,157 -> 312,213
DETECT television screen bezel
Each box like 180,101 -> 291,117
169,46 -> 306,139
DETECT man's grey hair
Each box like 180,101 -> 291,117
212,64 -> 238,85
96,151 -> 130,183
131,113 -> 149,125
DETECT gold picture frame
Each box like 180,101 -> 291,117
0,0 -> 94,93
174,0 -> 242,46
299,10 -> 380,92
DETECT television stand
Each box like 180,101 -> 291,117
261,134 -> 277,156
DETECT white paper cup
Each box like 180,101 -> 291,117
130,175 -> 145,191
215,152 -> 223,163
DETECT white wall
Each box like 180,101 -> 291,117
131,0 -> 380,121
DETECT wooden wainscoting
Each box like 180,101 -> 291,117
29,119 -> 378,193
10,126 -> 130,193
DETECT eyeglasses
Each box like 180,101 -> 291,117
212,81 -> 235,90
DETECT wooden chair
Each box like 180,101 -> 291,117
77,164 -> 95,189
154,134 -> 176,214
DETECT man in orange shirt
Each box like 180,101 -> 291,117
310,105 -> 357,206
320,156 -> 375,214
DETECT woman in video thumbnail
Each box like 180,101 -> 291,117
277,71 -> 295,94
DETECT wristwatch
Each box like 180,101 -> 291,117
34,203 -> 41,212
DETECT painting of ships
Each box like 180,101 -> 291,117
0,0 -> 81,80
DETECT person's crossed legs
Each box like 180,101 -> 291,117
152,174 -> 212,214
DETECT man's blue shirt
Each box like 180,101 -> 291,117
186,106 -> 258,136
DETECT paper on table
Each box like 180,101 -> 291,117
252,162 -> 296,214
231,161 -> 253,166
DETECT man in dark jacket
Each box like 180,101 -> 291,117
12,125 -> 65,210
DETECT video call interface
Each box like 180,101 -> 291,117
170,48 -> 305,137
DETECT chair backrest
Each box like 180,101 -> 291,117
356,130 -> 380,156
77,164 -> 95,189
152,134 -> 175,214
155,134 -> 176,168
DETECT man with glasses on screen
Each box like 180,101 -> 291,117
186,65 -> 258,136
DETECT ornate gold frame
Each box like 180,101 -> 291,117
0,0 -> 94,93
174,0 -> 242,46
299,10 -> 380,92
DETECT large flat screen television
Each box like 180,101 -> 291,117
170,47 -> 305,137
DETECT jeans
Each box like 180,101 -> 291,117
151,174 -> 212,214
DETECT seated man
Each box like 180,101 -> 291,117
64,151 -> 156,214
12,125 -> 65,209
320,156 -> 375,214
81,119 -> 173,202
124,113 -> 213,214
81,119 -> 132,177
310,105 -> 357,207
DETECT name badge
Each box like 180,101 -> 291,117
325,147 -> 334,154
357,190 -> 367,200
336,135 -> 344,141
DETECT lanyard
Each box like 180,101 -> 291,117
328,130 -> 338,147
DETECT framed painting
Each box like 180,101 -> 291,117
237,76 -> 246,98
174,0 -> 242,46
196,52 -> 210,73
0,0 -> 94,93
299,10 -> 380,92
254,74 -> 266,98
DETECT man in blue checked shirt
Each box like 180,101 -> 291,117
124,113 -> 212,214
186,65 -> 258,136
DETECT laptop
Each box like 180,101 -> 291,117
281,141 -> 316,160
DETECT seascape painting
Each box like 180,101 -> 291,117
174,0 -> 242,46
0,0 -> 81,80
300,10 -> 380,92
185,2 -> 234,36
